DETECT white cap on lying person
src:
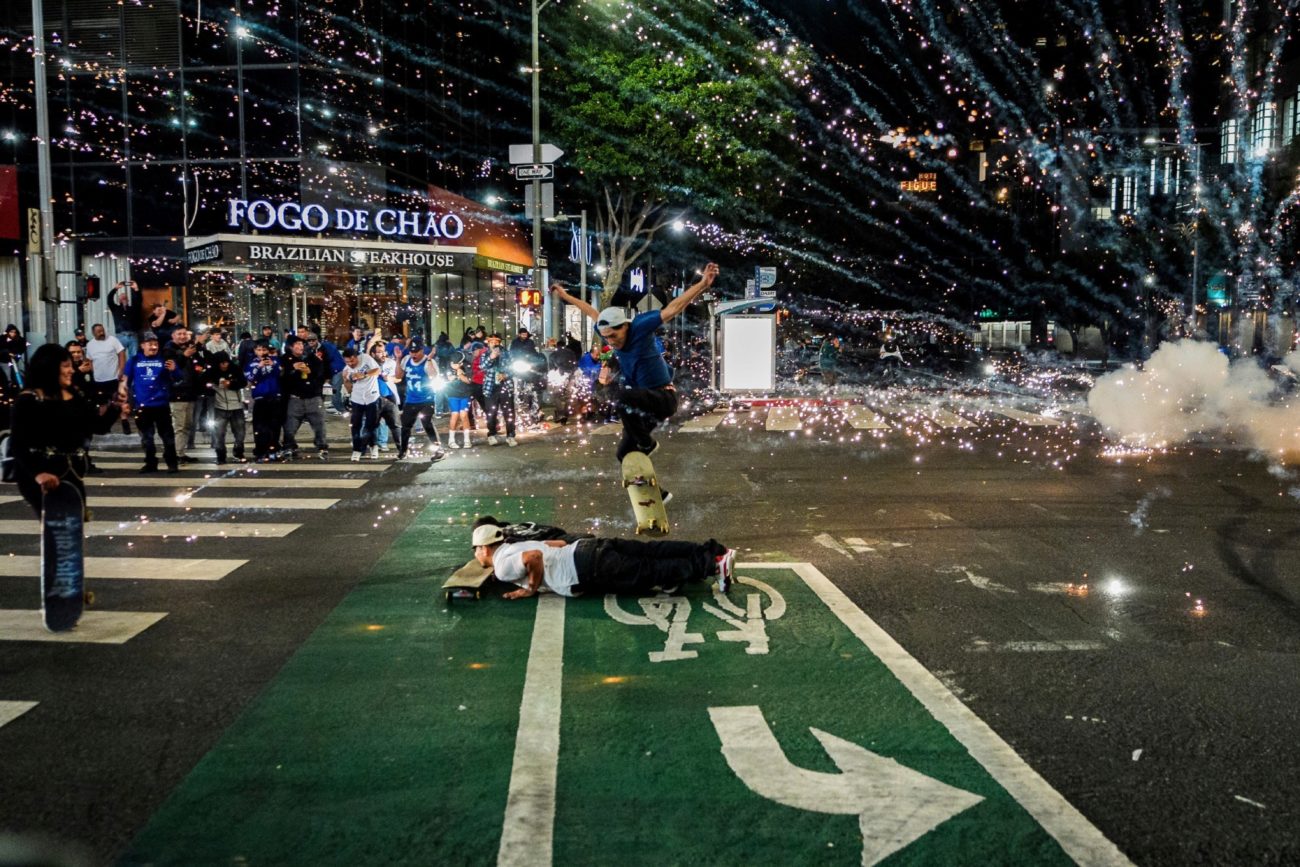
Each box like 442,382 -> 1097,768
471,524 -> 504,547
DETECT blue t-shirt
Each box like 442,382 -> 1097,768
598,310 -> 672,389
402,356 -> 439,404
125,355 -> 170,407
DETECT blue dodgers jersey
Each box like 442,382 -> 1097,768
245,358 -> 281,399
599,310 -> 672,389
126,356 -> 170,407
402,356 -> 439,404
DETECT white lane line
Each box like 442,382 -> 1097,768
742,562 -> 1134,867
0,557 -> 245,581
844,406 -> 891,430
812,533 -> 854,560
0,521 -> 298,538
992,407 -> 1064,427
765,405 -> 802,432
678,412 -> 728,432
589,423 -> 622,436
86,477 -> 367,489
968,640 -> 1106,653
497,594 -> 566,867
0,610 -> 168,644
89,461 -> 391,473
87,496 -> 340,511
0,700 -> 38,728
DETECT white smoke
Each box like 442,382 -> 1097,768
1088,340 -> 1300,454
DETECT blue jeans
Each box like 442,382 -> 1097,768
331,372 -> 346,412
117,331 -> 138,361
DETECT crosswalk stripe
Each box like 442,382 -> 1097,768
765,405 -> 802,431
0,700 -> 38,728
678,412 -> 728,432
892,405 -> 975,429
990,407 -> 1064,427
86,496 -> 340,511
0,610 -> 168,644
0,520 -> 299,538
843,405 -> 891,430
0,557 -> 245,581
89,461 -> 391,473
590,423 -> 622,436
85,477 -> 367,490
0,496 -> 21,506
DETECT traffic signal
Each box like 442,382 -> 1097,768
516,288 -> 543,307
83,275 -> 100,301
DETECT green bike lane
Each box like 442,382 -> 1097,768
121,496 -> 1131,866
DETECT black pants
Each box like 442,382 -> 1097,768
399,402 -> 441,456
211,407 -> 246,461
350,400 -> 379,452
572,537 -> 724,596
486,382 -> 516,437
135,404 -> 178,469
18,456 -> 90,518
615,384 -> 679,462
377,397 -> 401,444
251,398 -> 282,459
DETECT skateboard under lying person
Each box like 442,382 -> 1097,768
42,483 -> 91,632
442,559 -> 494,602
621,451 -> 669,536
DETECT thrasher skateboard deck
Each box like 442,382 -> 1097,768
621,451 -> 669,536
443,558 -> 494,602
41,483 -> 87,632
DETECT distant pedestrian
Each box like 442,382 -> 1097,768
392,337 -> 448,459
205,352 -> 247,464
341,346 -> 382,461
107,280 -> 143,359
245,341 -> 283,462
0,324 -> 28,370
121,332 -> 179,473
481,336 -> 518,446
819,335 -> 841,390
280,335 -> 329,460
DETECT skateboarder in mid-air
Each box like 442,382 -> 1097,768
550,263 -> 720,493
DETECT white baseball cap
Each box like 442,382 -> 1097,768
596,308 -> 630,330
471,524 -> 504,547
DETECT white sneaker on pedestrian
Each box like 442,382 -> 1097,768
506,437 -> 518,447
448,440 -> 461,449
378,443 -> 391,452
715,548 -> 736,593
350,451 -> 362,462
487,435 -> 499,446
368,445 -> 379,459
430,448 -> 448,463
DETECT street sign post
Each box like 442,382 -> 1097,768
513,164 -> 555,181
524,183 -> 554,221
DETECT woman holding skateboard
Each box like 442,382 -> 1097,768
9,343 -> 127,516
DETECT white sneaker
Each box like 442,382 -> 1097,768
378,443 -> 391,452
448,440 -> 461,449
506,437 -> 518,447
350,451 -> 362,462
487,435 -> 499,446
368,446 -> 379,459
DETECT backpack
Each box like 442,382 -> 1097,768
502,521 -> 592,545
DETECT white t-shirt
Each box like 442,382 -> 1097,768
493,541 -> 580,597
345,354 -> 381,405
86,335 -> 125,382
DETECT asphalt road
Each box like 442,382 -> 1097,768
2,395 -> 1299,865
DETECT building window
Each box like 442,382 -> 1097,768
1221,118 -> 1240,164
1252,102 -> 1277,153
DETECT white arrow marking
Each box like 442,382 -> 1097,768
709,705 -> 983,866
813,533 -> 855,560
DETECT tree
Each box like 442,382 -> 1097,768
546,4 -> 809,307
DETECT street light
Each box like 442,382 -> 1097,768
546,210 -> 589,348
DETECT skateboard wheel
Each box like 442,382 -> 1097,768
84,590 -> 95,606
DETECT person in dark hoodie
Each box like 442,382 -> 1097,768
9,344 -> 126,517
204,351 -> 248,463
0,324 -> 28,370
163,326 -> 205,462
245,340 -> 283,462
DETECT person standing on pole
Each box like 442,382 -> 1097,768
549,263 -> 718,464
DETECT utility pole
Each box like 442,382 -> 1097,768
31,0 -> 59,343
530,0 -> 550,343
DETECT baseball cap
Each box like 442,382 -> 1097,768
471,524 -> 504,547
140,331 -> 159,343
596,308 -> 630,330
408,337 -> 426,351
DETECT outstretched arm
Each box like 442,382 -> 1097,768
550,282 -> 599,321
658,263 -> 719,325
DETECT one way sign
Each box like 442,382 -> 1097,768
514,164 -> 555,181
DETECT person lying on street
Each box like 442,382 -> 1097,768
470,524 -> 736,601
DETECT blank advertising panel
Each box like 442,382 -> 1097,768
720,314 -> 776,392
